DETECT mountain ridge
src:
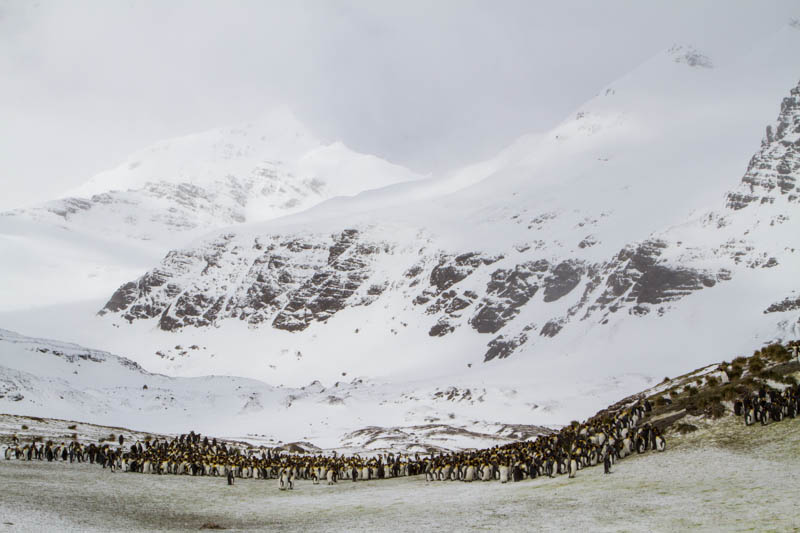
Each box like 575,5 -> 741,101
91,34 -> 800,388
0,109 -> 423,312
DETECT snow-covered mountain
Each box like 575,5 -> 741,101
0,108 -> 422,311
80,27 -> 800,390
2,26 -> 799,439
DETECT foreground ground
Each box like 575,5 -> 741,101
1,415 -> 799,532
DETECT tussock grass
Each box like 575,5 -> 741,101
675,423 -> 698,434
645,340 -> 799,430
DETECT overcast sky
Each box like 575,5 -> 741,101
0,0 -> 797,210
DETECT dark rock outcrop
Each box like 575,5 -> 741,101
470,262 -> 541,334
764,295 -> 800,314
414,253 -> 502,335
540,319 -> 564,338
102,229 -> 382,332
429,252 -> 502,292
271,230 -> 373,331
429,319 -> 455,337
578,235 -> 598,249
484,330 -> 530,362
726,80 -> 800,210
543,261 -> 583,303
586,240 -> 720,318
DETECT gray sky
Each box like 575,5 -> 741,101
0,0 -> 797,210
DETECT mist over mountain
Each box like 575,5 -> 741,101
0,108 -> 422,311
1,23 -> 799,441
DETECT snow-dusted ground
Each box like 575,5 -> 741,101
0,328 -> 638,450
1,415 -> 798,532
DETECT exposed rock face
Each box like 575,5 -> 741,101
764,295 -> 800,314
540,319 -> 565,338
586,240 -> 719,318
102,282 -> 139,313
429,253 -> 502,292
101,230 -> 730,349
101,230 -> 379,331
415,253 -> 502,333
272,230 -> 375,332
470,262 -> 543,334
429,319 -> 455,337
101,265 -> 184,322
578,235 -> 598,249
543,261 -> 583,303
99,82 -> 800,361
727,80 -> 800,210
484,330 -> 530,362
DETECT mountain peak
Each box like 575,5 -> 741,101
71,107 -> 321,197
82,40 -> 800,387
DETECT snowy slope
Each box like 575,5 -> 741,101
0,108 -> 422,311
2,26 -> 799,442
59,26 -> 800,391
0,328 -> 568,451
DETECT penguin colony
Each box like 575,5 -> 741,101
734,384 -> 800,427
4,341 -> 797,489
727,341 -> 800,429
1,398 -> 665,488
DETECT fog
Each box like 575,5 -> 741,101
0,0 -> 796,209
